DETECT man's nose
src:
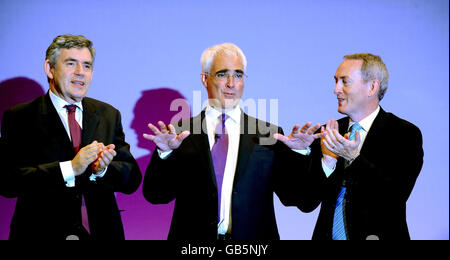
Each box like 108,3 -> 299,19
226,75 -> 235,88
334,83 -> 342,95
74,63 -> 84,76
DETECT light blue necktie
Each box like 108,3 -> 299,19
332,122 -> 363,240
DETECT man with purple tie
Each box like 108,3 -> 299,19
143,43 -> 323,240
0,35 -> 141,240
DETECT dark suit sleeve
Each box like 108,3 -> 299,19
296,136 -> 332,212
95,110 -> 142,195
0,109 -> 67,198
142,148 -> 178,204
272,127 -> 316,209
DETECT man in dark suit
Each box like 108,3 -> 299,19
301,53 -> 424,240
0,34 -> 141,240
142,43 -> 323,240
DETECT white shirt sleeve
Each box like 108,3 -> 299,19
158,149 -> 173,159
61,161 -> 109,187
291,147 -> 311,156
89,167 -> 108,182
321,158 -> 336,178
60,161 -> 76,187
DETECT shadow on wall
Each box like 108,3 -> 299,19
0,77 -> 45,240
116,88 -> 191,240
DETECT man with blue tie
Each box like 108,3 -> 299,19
302,53 -> 424,240
142,43 -> 323,240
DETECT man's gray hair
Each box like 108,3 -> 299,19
201,43 -> 247,74
344,53 -> 389,101
46,34 -> 95,67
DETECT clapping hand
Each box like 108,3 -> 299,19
92,143 -> 117,174
321,119 -> 361,161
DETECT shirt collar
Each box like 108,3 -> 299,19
349,106 -> 380,132
49,90 -> 83,112
205,104 -> 241,124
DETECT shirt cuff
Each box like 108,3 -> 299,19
292,147 -> 311,156
90,166 -> 108,182
321,158 -> 335,178
60,161 -> 75,187
158,149 -> 173,159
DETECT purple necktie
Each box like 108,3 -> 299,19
211,114 -> 229,222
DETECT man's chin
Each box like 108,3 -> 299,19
222,99 -> 239,109
337,106 -> 346,115
209,98 -> 239,110
69,93 -> 87,103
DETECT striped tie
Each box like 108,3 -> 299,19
332,122 -> 362,240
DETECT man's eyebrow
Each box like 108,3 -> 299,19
63,58 -> 92,65
63,58 -> 78,63
215,69 -> 243,74
215,69 -> 230,74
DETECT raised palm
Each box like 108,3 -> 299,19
143,121 -> 190,152
274,122 -> 324,150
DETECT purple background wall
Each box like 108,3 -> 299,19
0,0 -> 448,240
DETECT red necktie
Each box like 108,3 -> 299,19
65,105 -> 89,234
65,105 -> 82,153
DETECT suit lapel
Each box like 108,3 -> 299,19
40,93 -> 75,156
339,117 -> 350,136
192,111 -> 257,189
359,107 -> 387,157
189,111 -> 218,187
233,113 -> 256,186
81,99 -> 100,147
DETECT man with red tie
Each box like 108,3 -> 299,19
142,43 -> 323,240
0,34 -> 141,240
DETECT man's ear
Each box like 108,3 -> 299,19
200,73 -> 208,89
368,78 -> 380,98
44,59 -> 54,80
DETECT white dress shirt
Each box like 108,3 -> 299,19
158,105 -> 310,234
49,90 -> 106,187
158,105 -> 241,234
322,106 -> 381,177
205,105 -> 241,235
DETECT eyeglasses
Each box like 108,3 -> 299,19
205,71 -> 247,82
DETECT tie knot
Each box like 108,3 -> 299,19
349,122 -> 363,141
220,113 -> 229,124
215,114 -> 229,136
65,104 -> 78,113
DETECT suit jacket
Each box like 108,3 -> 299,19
0,92 -> 141,240
302,107 -> 423,240
143,111 -> 308,240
